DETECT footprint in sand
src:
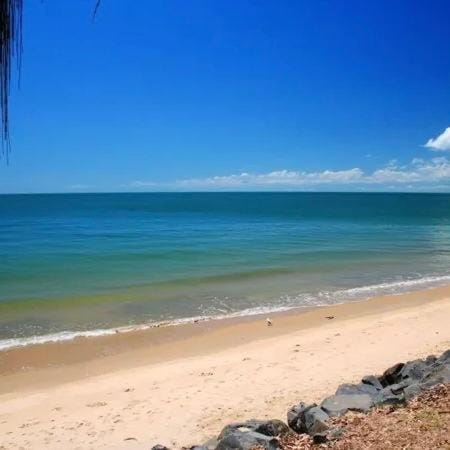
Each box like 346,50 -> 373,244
86,402 -> 108,408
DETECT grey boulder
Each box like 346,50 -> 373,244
304,406 -> 329,435
216,420 -> 287,450
321,394 -> 373,416
399,359 -> 431,382
218,420 -> 288,439
361,375 -> 383,390
404,383 -> 423,401
215,430 -> 280,450
379,362 -> 404,387
287,402 -> 315,433
335,382 -> 380,399
184,447 -> 210,450
420,364 -> 450,387
375,386 -> 406,406
437,349 -> 450,365
312,427 -> 343,444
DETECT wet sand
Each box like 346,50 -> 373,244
0,285 -> 449,449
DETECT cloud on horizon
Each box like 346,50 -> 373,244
425,127 -> 450,151
128,157 -> 450,192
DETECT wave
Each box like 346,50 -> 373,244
1,273 -> 449,351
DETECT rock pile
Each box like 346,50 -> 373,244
151,349 -> 450,450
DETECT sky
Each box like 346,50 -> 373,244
1,0 -> 450,193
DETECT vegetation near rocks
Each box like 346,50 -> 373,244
280,384 -> 449,449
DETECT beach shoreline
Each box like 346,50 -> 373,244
1,283 -> 450,392
0,284 -> 449,448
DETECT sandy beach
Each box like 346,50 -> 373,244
0,285 -> 449,449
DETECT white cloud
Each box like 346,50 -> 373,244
128,157 -> 450,191
369,157 -> 450,184
68,184 -> 95,190
129,180 -> 159,188
175,168 -> 364,188
425,127 -> 450,151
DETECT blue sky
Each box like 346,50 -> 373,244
1,0 -> 450,193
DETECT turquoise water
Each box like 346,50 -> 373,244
1,192 -> 450,348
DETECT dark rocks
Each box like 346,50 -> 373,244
183,447 -> 210,450
321,393 -> 373,416
335,382 -> 380,399
215,420 -> 288,450
361,375 -> 383,390
379,362 -> 404,386
404,383 -> 423,401
312,432 -> 328,444
312,427 -> 343,444
215,430 -> 280,450
287,402 -> 314,434
287,402 -> 330,441
399,359 -> 431,382
375,386 -> 406,406
214,350 -> 449,450
304,406 -> 329,434
218,420 -> 288,440
155,350 -> 450,450
201,438 -> 219,450
437,349 -> 450,364
420,364 -> 450,387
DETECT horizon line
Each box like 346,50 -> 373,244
1,190 -> 450,196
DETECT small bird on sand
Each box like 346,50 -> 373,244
266,318 -> 273,326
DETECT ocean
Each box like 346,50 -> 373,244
1,192 -> 449,349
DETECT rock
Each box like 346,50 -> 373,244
183,447 -> 209,450
215,430 -> 280,450
399,360 -> 431,382
218,420 -> 289,439
375,386 -> 405,406
151,446 -> 170,450
287,402 -> 316,433
250,420 -> 289,437
202,438 -> 219,450
437,349 -> 450,365
379,362 -> 404,387
420,364 -> 450,388
361,375 -> 383,390
312,427 -> 343,444
312,432 -> 328,444
390,381 -> 411,394
321,394 -> 373,416
304,406 -> 329,435
404,383 -> 423,401
335,382 -> 380,399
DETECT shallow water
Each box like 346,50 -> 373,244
1,192 -> 449,348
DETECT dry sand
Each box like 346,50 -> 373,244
0,285 -> 450,449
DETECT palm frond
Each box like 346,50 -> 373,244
0,0 -> 23,160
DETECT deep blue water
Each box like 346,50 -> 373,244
1,192 -> 449,347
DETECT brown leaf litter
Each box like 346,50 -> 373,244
278,383 -> 450,450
